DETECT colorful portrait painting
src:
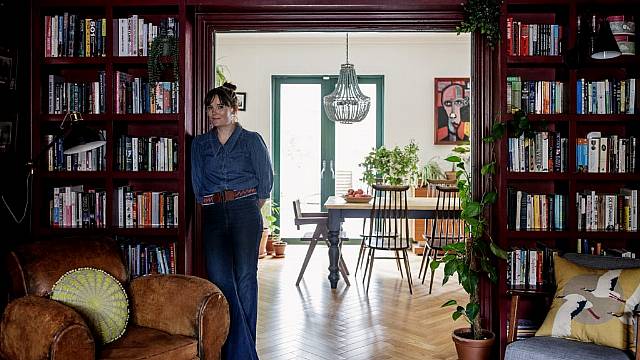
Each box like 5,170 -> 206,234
434,78 -> 471,145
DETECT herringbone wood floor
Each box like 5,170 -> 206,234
257,245 -> 465,360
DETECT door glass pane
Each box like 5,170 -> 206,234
334,83 -> 377,238
279,84 -> 322,239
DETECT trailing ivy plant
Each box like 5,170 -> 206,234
433,110 -> 534,340
148,35 -> 180,86
457,0 -> 503,49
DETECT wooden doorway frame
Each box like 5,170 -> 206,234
191,2 -> 499,335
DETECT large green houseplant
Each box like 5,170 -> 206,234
457,0 -> 503,49
432,110 -> 532,359
360,141 -> 420,187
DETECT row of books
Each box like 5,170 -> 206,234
576,78 -> 637,115
506,19 -> 563,56
506,78 -> 565,114
118,240 -> 176,278
506,189 -> 567,231
50,186 -> 107,228
47,73 -> 106,114
507,132 -> 568,173
44,132 -> 107,172
576,189 -> 638,231
115,72 -> 178,114
115,135 -> 178,172
506,246 -> 557,287
114,16 -> 179,57
576,239 -> 636,258
576,134 -> 637,173
44,14 -> 107,57
116,187 -> 179,228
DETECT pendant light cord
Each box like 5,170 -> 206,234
346,33 -> 349,64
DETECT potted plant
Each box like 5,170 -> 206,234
148,34 -> 180,87
417,157 -> 446,188
432,111 -> 532,360
261,201 -> 280,255
360,141 -> 420,187
456,0 -> 503,49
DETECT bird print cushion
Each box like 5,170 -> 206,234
535,255 -> 640,351
50,267 -> 129,344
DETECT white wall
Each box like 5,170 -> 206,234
216,32 -> 470,171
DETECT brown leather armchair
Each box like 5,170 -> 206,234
0,236 -> 230,360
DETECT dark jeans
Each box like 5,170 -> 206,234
203,195 -> 262,360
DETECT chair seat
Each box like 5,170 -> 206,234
504,336 -> 633,360
99,325 -> 198,360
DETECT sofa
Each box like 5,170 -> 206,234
505,253 -> 640,360
0,236 -> 230,360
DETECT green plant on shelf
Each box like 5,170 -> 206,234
457,0 -> 503,49
148,34 -> 180,85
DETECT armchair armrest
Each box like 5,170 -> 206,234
0,296 -> 94,360
129,274 -> 230,360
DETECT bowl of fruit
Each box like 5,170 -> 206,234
342,188 -> 373,203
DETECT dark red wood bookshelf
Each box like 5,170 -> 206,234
31,0 -> 192,275
497,0 -> 640,357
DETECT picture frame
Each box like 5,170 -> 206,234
0,47 -> 17,91
434,77 -> 471,145
237,92 -> 246,111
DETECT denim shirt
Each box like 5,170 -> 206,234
191,124 -> 273,204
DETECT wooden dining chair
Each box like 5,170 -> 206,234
418,186 -> 466,294
292,200 -> 350,286
362,184 -> 413,294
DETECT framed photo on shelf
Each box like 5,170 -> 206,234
237,92 -> 246,111
0,47 -> 17,91
434,77 -> 470,145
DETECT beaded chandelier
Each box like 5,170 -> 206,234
323,34 -> 371,124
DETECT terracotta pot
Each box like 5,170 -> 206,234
445,171 -> 457,181
258,228 -> 268,259
266,235 -> 277,255
451,328 -> 495,360
273,241 -> 287,258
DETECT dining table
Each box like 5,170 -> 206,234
323,195 -> 452,289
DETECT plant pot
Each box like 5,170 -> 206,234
273,241 -> 287,258
451,328 -> 495,360
258,228 -> 268,259
266,235 -> 277,255
445,171 -> 457,181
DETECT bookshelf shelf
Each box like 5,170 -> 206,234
112,171 -> 179,179
33,1 -> 191,277
573,173 -> 640,181
576,231 -> 640,240
111,114 -> 180,122
501,113 -> 569,122
506,56 -> 564,66
506,230 -> 570,239
505,172 -> 570,180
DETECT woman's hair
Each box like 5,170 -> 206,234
204,82 -> 238,109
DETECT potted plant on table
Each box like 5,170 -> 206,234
360,141 -> 420,188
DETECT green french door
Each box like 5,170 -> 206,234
272,75 -> 383,240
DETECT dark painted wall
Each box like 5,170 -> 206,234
0,0 -> 31,311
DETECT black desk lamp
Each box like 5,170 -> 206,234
3,112 -> 105,223
591,18 -> 621,60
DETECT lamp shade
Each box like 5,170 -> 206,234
592,19 -> 621,59
63,124 -> 106,155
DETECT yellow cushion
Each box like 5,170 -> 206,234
535,255 -> 640,351
51,267 -> 129,344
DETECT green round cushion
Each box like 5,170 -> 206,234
51,267 -> 129,344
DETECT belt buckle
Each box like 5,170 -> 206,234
223,190 -> 235,202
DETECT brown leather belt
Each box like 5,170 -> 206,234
202,188 -> 257,205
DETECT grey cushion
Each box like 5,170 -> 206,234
564,253 -> 640,270
505,336 -> 633,360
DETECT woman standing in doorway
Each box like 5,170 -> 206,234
191,82 -> 273,360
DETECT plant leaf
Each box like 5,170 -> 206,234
445,155 -> 462,163
483,191 -> 497,204
490,242 -> 508,260
480,162 -> 496,176
466,302 -> 480,322
442,299 -> 457,307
